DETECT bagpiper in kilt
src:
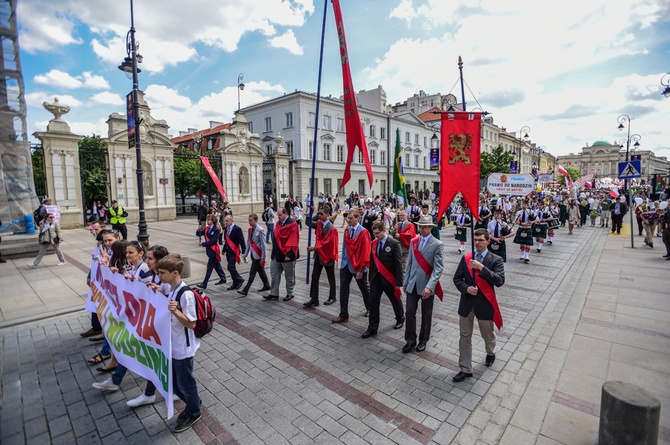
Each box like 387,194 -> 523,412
533,203 -> 553,252
487,209 -> 514,262
455,208 -> 471,254
513,201 -> 534,263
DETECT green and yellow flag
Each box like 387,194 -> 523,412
393,128 -> 407,203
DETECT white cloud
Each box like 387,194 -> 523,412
389,0 -> 416,24
25,91 -> 83,107
90,92 -> 124,106
145,85 -> 192,109
34,69 -> 110,90
268,30 -> 303,55
17,1 -> 83,53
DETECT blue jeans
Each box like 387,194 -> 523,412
100,338 -> 111,357
266,223 -> 274,242
173,357 -> 201,417
112,363 -> 128,386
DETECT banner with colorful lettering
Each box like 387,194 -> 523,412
89,259 -> 174,418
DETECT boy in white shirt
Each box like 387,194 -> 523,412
158,254 -> 202,433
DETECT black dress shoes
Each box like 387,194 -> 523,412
361,330 -> 377,339
215,279 -> 226,285
452,371 -> 473,382
485,354 -> 495,367
237,289 -> 248,296
257,286 -> 271,292
324,298 -> 336,305
394,318 -> 405,330
196,283 -> 207,289
402,343 -> 416,353
416,342 -> 426,352
283,294 -> 294,301
263,295 -> 279,300
303,300 -> 319,308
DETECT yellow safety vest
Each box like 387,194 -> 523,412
108,206 -> 127,225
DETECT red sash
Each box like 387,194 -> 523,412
248,227 -> 262,258
315,221 -> 338,264
411,236 -> 443,301
225,227 -> 241,264
274,220 -> 300,256
397,221 -> 416,249
344,227 -> 370,271
464,252 -> 503,330
372,239 -> 401,302
204,226 -> 221,262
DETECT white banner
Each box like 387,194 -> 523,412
537,174 -> 553,183
487,173 -> 536,196
89,259 -> 174,418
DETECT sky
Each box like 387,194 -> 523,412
18,0 -> 670,159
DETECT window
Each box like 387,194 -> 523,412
405,132 -> 411,143
415,154 -> 419,168
337,118 -> 344,132
323,143 -> 331,161
423,157 -> 427,170
308,112 -> 316,127
286,141 -> 293,158
405,151 -> 412,167
264,117 -> 272,132
308,141 -> 313,159
358,151 -> 363,164
380,127 -> 386,140
369,124 -> 376,138
380,151 -> 387,166
323,115 -> 332,130
370,150 -> 376,165
248,122 -> 254,133
265,144 -> 272,155
285,112 -> 293,128
337,145 -> 344,162
424,136 -> 427,147
415,134 -> 419,145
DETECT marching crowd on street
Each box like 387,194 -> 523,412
15,184 -> 670,434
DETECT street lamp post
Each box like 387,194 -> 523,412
237,73 -> 245,112
518,126 -> 530,173
661,73 -> 670,98
118,0 -> 148,245
617,114 -> 641,249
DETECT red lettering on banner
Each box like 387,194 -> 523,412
124,291 -> 141,328
141,304 -> 161,346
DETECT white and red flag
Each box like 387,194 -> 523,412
332,0 -> 373,189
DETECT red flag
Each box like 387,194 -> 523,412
436,112 -> 482,221
200,156 -> 227,202
332,0 -> 373,189
609,189 -> 619,199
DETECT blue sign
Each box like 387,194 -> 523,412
618,160 -> 641,179
510,161 -> 518,174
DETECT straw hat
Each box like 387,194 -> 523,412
417,215 -> 436,227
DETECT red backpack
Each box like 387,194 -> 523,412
176,284 -> 216,340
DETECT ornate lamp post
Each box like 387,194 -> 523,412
517,126 -> 530,173
237,73 -> 245,112
617,114 -> 641,248
118,0 -> 148,245
661,73 -> 670,98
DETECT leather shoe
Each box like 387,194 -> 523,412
283,294 -> 294,301
257,286 -> 271,292
196,283 -> 207,289
394,319 -> 404,330
237,289 -> 248,296
402,342 -> 416,353
215,279 -> 226,285
303,300 -> 319,308
263,295 -> 279,300
331,317 -> 348,324
416,342 -> 426,352
485,354 -> 495,367
227,281 -> 243,290
361,330 -> 377,339
324,298 -> 336,305
80,328 -> 102,338
452,371 -> 473,382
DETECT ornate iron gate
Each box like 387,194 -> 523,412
173,149 -> 222,213
79,147 -> 110,225
30,143 -> 47,199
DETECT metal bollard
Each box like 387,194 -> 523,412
598,381 -> 660,445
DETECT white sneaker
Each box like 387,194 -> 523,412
58,261 -> 66,266
127,393 -> 156,407
172,394 -> 180,401
92,378 -> 119,392
27,263 -> 36,268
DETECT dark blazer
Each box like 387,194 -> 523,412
197,225 -> 221,259
222,224 -> 246,256
272,217 -> 299,262
453,250 -> 505,320
612,201 -> 627,216
369,236 -> 403,286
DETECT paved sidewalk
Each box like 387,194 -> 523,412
0,217 -> 667,444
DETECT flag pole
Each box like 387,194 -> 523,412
305,0 -> 328,284
458,56 -> 476,278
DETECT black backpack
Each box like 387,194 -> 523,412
33,205 -> 44,224
262,208 -> 270,222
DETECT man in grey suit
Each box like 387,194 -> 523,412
403,215 -> 444,353
452,228 -> 506,382
238,213 -> 270,296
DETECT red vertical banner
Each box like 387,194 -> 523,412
437,112 -> 482,221
199,156 -> 227,202
332,0 -> 373,189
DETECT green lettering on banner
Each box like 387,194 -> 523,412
129,334 -> 147,367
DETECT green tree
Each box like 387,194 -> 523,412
557,167 -> 580,185
480,144 -> 518,179
173,148 -> 203,210
78,135 -> 108,207
31,144 -> 47,198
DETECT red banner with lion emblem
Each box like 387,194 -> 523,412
437,112 -> 482,221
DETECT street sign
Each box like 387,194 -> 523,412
618,160 -> 641,179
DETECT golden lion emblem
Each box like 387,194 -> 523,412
448,133 -> 473,164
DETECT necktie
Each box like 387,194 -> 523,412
523,211 -> 527,223
349,227 -> 354,238
420,237 -> 426,250
377,240 -> 382,256
495,221 -> 500,238
476,253 -> 482,262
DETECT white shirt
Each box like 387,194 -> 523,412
170,281 -> 200,360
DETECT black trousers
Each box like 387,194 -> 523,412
405,290 -> 434,345
338,268 -> 370,319
113,223 -> 128,240
309,259 -> 336,303
203,255 -> 226,286
243,258 -> 269,291
611,214 -> 624,233
226,252 -> 244,284
367,277 -> 404,333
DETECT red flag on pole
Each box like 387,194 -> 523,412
332,0 -> 373,189
436,112 -> 482,221
199,156 -> 227,202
